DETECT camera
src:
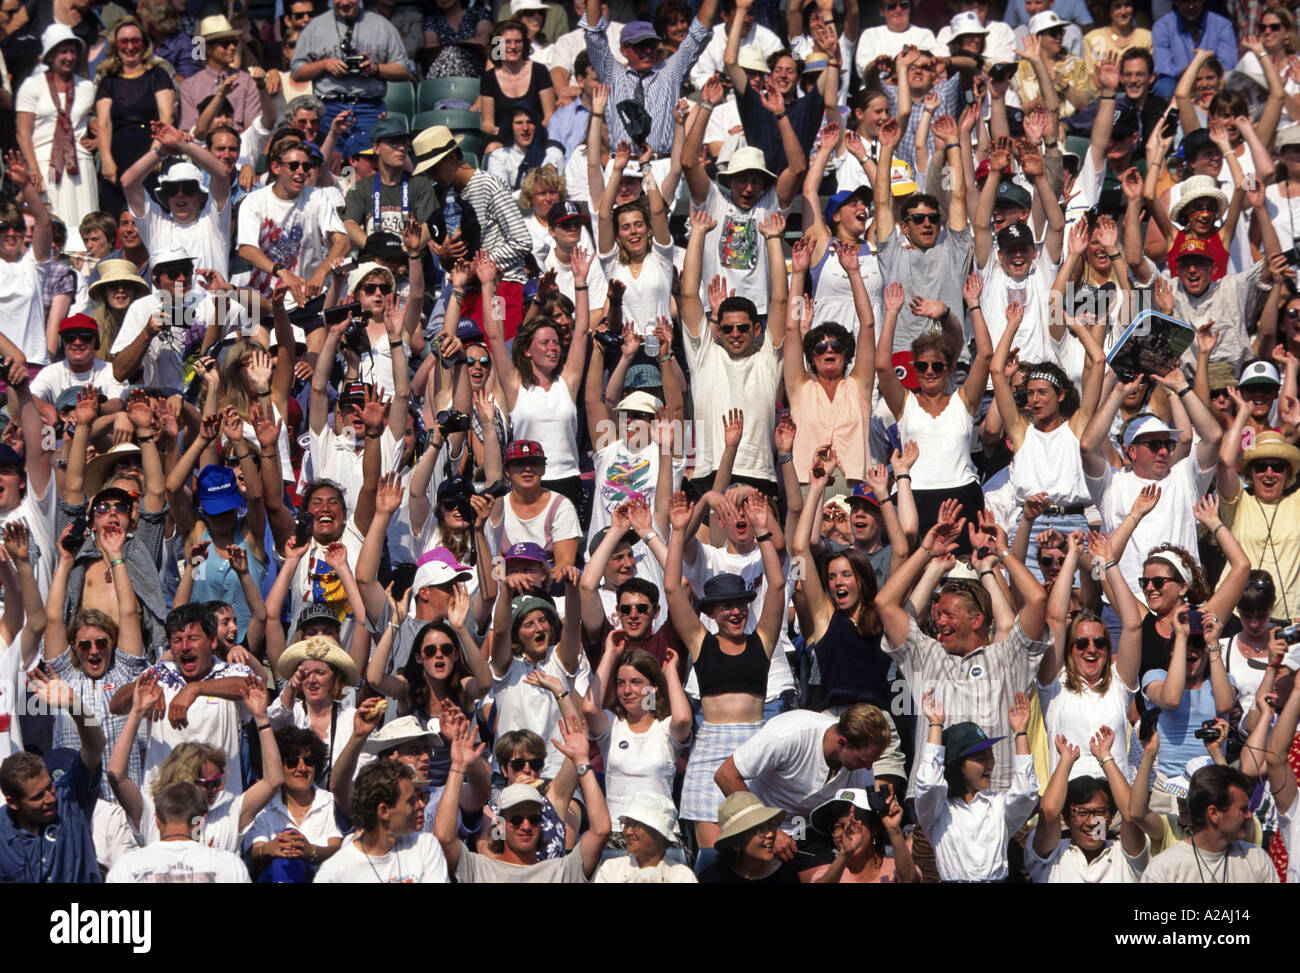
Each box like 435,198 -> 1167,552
1279,622 -> 1300,645
1184,607 -> 1204,636
343,311 -> 372,355
593,329 -> 624,352
62,514 -> 86,553
1193,719 -> 1221,742
864,787 -> 890,816
436,409 -> 471,434
343,52 -> 367,73
294,510 -> 314,547
480,479 -> 510,500
989,61 -> 1016,83
1160,107 -> 1180,139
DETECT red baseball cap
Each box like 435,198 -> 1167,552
59,313 -> 97,335
1170,237 -> 1212,264
505,440 -> 546,464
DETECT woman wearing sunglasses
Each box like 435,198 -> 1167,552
107,668 -> 282,851
582,639 -> 692,860
1131,497 -> 1249,686
1037,530 -> 1143,782
243,727 -> 343,881
990,291 -> 1104,579
875,274 -> 992,553
1216,431 -> 1300,632
783,234 -> 875,494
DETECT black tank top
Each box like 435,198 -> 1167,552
814,611 -> 892,709
694,631 -> 770,698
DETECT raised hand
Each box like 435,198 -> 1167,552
669,490 -> 694,533
930,113 -> 957,143
27,666 -> 80,712
1120,166 -> 1143,201
878,117 -> 901,150
722,407 -> 744,449
1055,733 -> 1081,762
922,687 -> 945,727
1008,691 -> 1031,734
909,296 -> 949,320
961,271 -> 983,309
551,711 -> 590,762
773,411 -> 795,455
892,439 -> 920,474
2,521 -> 29,562
1089,725 -> 1115,762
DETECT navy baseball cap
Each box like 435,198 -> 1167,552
339,381 -> 370,403
0,444 -> 23,469
823,187 -> 870,223
996,220 -> 1034,251
847,483 -> 881,509
196,464 -> 242,516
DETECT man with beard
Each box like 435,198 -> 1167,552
110,605 -> 257,794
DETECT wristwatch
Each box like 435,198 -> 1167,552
576,763 -> 591,777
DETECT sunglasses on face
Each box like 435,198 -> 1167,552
719,322 -> 751,335
1262,20 -> 1284,30
281,160 -> 317,172
116,38 -> 143,48
93,500 -> 131,515
914,360 -> 947,374
420,641 -> 456,658
508,757 -> 545,773
883,0 -> 909,8
507,812 -> 543,827
75,637 -> 110,652
1254,459 -> 1290,474
164,181 -> 200,197
466,355 -> 492,367
63,331 -> 96,345
284,754 -> 318,768
360,282 -> 393,295
195,773 -> 224,790
1138,575 -> 1171,590
618,602 -> 652,616
814,340 -> 844,355
1073,636 -> 1110,650
156,264 -> 192,279
1137,438 -> 1175,453
1039,555 -> 1065,568
211,38 -> 238,47
0,224 -> 23,235
1041,27 -> 1066,38
906,212 -> 940,225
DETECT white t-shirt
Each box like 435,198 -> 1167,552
140,787 -> 246,852
681,542 -> 797,701
598,239 -> 675,335
0,635 -> 25,759
690,21 -> 783,89
543,244 -> 608,311
236,183 -> 345,301
854,24 -> 938,80
593,713 -> 683,829
682,323 -> 781,482
28,358 -> 128,406
307,425 -> 402,517
491,650 -> 580,778
313,831 -> 449,883
1141,839 -> 1278,883
1084,455 -> 1214,599
699,181 -> 784,315
1037,667 -> 1137,780
0,478 -> 57,600
1278,800 -> 1300,884
0,251 -> 51,364
106,839 -> 251,883
133,194 -> 231,279
1025,834 -> 1149,883
111,289 -> 224,393
979,247 -> 1064,377
144,660 -> 253,797
486,490 -> 582,558
589,439 -> 684,540
731,709 -> 874,821
593,854 -> 698,882
1264,182 -> 1300,259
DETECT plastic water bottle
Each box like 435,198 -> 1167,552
444,194 -> 461,236
643,329 -> 660,358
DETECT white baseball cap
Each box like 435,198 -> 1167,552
1028,10 -> 1067,33
1122,413 -> 1179,449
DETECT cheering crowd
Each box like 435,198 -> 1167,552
1,0 -> 1300,884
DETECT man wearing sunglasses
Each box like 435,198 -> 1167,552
178,15 -> 260,130
1010,0 -> 1084,58
237,139 -> 351,307
28,315 -> 126,417
1081,369 -> 1222,598
122,122 -> 231,280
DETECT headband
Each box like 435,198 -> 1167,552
1149,552 -> 1191,585
1025,368 -> 1065,391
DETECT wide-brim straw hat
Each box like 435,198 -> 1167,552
715,792 -> 785,846
276,634 -> 360,686
88,259 -> 150,302
1237,430 -> 1300,482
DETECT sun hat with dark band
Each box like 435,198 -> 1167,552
1237,430 -> 1300,481
412,126 -> 465,176
715,792 -> 785,845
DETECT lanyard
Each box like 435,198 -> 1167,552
374,177 -> 410,224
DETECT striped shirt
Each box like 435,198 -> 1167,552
882,73 -> 962,172
49,649 -> 148,801
581,14 -> 712,155
885,617 -> 1049,797
445,172 -> 532,284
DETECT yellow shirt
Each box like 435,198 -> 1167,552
1013,55 -> 1099,118
1083,27 -> 1153,69
1220,489 -> 1300,619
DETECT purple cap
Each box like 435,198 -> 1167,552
502,542 -> 549,564
620,20 -> 660,45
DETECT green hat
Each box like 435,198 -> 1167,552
370,116 -> 411,144
510,594 -> 561,643
941,722 -> 1003,765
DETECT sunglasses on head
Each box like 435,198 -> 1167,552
1073,635 -> 1110,650
360,282 -> 393,295
914,360 -> 947,373
1245,575 -> 1273,591
420,641 -> 456,658
75,636 -> 110,652
507,812 -> 543,827
814,340 -> 844,355
281,159 -> 317,172
508,757 -> 545,773
93,499 -> 131,515
284,753 -> 318,768
618,602 -> 651,615
906,212 -> 941,225
719,322 -> 751,335
1253,458 -> 1290,474
1138,575 -> 1172,590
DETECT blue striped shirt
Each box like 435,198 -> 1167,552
581,14 -> 712,154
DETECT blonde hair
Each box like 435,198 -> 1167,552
96,17 -> 162,80
151,743 -> 226,801
218,339 -> 270,421
518,164 -> 565,213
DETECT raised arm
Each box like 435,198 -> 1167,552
1032,735 -> 1079,859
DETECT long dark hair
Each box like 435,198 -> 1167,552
609,648 -> 670,720
399,620 -> 472,713
818,548 -> 881,639
503,106 -> 560,190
